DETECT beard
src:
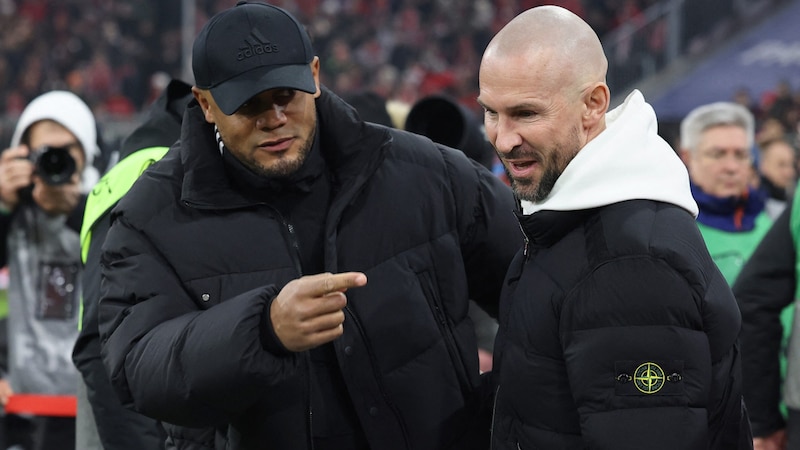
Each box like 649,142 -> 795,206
506,125 -> 581,203
240,126 -> 316,179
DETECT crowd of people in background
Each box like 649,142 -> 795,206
0,0 -> 786,151
0,0 -> 674,120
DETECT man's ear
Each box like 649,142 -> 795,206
310,57 -> 322,98
679,148 -> 691,167
582,83 -> 610,127
191,87 -> 215,124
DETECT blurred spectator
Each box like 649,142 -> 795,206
734,194 -> 799,450
733,86 -> 765,124
765,80 -> 797,130
0,90 -> 99,450
679,101 -> 772,285
757,117 -> 789,149
757,138 -> 797,219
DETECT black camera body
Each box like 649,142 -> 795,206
29,145 -> 77,185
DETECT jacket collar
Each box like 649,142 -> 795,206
692,183 -> 766,232
517,208 -> 595,251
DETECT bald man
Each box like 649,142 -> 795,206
478,6 -> 752,449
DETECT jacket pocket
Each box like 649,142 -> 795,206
417,269 -> 471,392
185,277 -> 222,309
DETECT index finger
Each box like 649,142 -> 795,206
1,145 -> 28,161
312,272 -> 367,296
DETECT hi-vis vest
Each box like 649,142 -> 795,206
78,146 -> 169,329
778,191 -> 800,412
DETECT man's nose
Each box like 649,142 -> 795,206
256,104 -> 288,130
493,117 -> 522,153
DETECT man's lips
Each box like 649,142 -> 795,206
259,137 -> 293,152
505,159 -> 538,178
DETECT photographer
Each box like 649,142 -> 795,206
0,90 -> 99,450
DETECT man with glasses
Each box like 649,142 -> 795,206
679,101 -> 771,285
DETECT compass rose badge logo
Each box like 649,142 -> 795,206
633,362 -> 665,394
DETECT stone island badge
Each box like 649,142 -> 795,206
615,360 -> 684,396
633,362 -> 665,394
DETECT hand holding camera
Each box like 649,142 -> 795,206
0,145 -> 35,211
0,144 -> 81,215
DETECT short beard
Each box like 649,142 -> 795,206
246,126 -> 316,178
509,126 -> 581,203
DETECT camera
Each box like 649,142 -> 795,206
405,95 -> 496,170
29,145 -> 77,185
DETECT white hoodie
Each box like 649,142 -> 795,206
10,90 -> 100,192
522,90 -> 698,218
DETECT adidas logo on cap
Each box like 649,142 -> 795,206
237,29 -> 279,61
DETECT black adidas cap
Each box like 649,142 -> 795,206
192,1 -> 317,115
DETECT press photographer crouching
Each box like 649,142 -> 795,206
0,90 -> 99,450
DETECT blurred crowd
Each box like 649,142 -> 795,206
734,81 -> 800,151
0,0 -> 796,171
0,0 -> 664,121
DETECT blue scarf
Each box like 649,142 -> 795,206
692,183 -> 766,232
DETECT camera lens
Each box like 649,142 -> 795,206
33,146 -> 77,185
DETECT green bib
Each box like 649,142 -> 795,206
80,147 -> 169,263
77,146 -> 168,330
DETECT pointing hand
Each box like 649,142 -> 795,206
270,272 -> 367,352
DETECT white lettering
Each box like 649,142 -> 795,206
739,40 -> 800,67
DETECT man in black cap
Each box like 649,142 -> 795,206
97,2 -> 520,449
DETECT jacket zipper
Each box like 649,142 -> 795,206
490,385 -> 499,450
284,221 -> 303,278
517,218 -> 530,261
278,213 -> 313,449
306,349 -> 315,450
419,271 -> 471,392
344,305 -> 411,449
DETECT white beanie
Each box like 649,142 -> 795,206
9,90 -> 100,192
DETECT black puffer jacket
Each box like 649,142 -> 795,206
491,200 -> 751,449
98,88 -> 521,450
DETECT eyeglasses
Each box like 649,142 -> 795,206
697,149 -> 752,164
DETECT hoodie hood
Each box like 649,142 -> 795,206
10,90 -> 100,192
522,90 -> 698,217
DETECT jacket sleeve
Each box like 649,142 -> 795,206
733,203 -> 795,436
560,256 -> 742,449
98,213 -> 299,428
443,147 -> 522,318
73,212 -> 167,449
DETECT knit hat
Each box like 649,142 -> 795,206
10,90 -> 100,192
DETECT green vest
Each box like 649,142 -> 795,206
699,210 -> 793,416
78,146 -> 169,329
791,192 -> 800,299
782,192 -> 800,412
697,212 -> 772,286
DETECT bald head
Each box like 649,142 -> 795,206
477,5 -> 611,202
482,6 -> 607,94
